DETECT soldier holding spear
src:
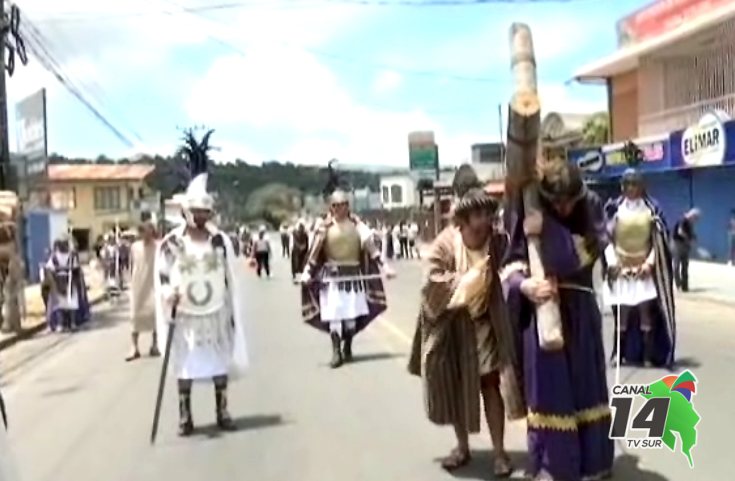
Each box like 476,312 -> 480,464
499,24 -> 614,481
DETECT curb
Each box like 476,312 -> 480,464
0,293 -> 107,352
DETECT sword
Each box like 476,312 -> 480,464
150,305 -> 176,445
298,273 -> 390,284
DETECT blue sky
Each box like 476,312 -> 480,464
8,0 -> 650,168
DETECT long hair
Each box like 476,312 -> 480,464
538,159 -> 602,255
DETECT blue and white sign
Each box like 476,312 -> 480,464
681,112 -> 726,167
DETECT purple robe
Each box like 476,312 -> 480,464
501,191 -> 614,481
603,195 -> 676,368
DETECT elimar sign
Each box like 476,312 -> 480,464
681,113 -> 726,167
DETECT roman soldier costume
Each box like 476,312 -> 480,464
155,174 -> 249,436
603,168 -> 676,368
299,164 -> 393,368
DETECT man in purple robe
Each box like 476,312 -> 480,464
602,168 -> 676,368
501,159 -> 614,481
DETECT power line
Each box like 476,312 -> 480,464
19,19 -> 144,144
35,0 -> 602,23
18,24 -> 137,148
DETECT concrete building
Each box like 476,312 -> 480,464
570,0 -> 735,262
380,174 -> 417,210
573,0 -> 735,140
29,164 -> 158,251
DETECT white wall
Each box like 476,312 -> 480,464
379,175 -> 417,209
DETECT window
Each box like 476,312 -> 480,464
382,186 -> 390,204
94,186 -> 121,211
390,185 -> 403,204
49,189 -> 76,209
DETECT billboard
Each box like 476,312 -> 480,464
15,88 -> 48,182
408,131 -> 438,180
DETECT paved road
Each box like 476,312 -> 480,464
0,253 -> 731,481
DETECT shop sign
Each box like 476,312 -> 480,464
681,113 -> 726,167
616,0 -> 731,47
603,141 -> 665,166
572,149 -> 604,172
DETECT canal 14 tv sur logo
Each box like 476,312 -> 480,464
609,371 -> 701,468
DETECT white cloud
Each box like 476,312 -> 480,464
185,42 -> 487,168
372,70 -> 403,94
538,83 -> 607,115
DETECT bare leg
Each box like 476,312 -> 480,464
440,423 -> 471,471
481,372 -> 512,477
126,332 -> 141,361
149,331 -> 160,357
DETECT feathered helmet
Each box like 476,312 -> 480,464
451,164 -> 498,218
322,159 -> 351,205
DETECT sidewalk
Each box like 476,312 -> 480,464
0,265 -> 107,351
417,244 -> 735,306
682,260 -> 735,305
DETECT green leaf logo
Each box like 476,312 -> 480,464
641,371 -> 700,467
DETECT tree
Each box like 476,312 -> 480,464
244,183 -> 302,227
581,112 -> 610,146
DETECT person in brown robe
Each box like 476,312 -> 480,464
126,221 -> 160,361
408,165 -> 525,477
291,221 -> 309,283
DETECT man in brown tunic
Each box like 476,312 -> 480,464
408,165 -> 524,477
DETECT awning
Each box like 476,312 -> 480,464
573,2 -> 735,81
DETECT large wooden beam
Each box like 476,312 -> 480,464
506,23 -> 563,351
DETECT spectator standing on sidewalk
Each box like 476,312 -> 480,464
672,208 -> 700,292
408,220 -> 420,259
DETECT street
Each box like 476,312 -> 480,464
1,253 -> 732,481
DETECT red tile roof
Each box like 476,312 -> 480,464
48,164 -> 155,182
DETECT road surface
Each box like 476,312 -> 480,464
0,253 -> 731,481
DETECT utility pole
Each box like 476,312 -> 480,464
0,0 -> 11,187
0,2 -> 29,333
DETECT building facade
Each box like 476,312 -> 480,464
574,0 -> 735,141
379,174 -> 417,210
571,0 -> 735,263
30,164 -> 157,251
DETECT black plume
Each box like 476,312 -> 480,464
322,159 -> 346,199
452,164 -> 482,199
180,128 -> 215,177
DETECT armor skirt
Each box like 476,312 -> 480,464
318,263 -> 369,322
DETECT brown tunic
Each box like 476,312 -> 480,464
408,226 -> 525,433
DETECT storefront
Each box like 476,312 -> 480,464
569,111 -> 735,262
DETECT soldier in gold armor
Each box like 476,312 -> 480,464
603,168 -> 676,368
300,187 -> 394,368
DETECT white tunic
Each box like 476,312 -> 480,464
602,198 -> 658,306
155,228 -> 249,381
45,252 -> 80,311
